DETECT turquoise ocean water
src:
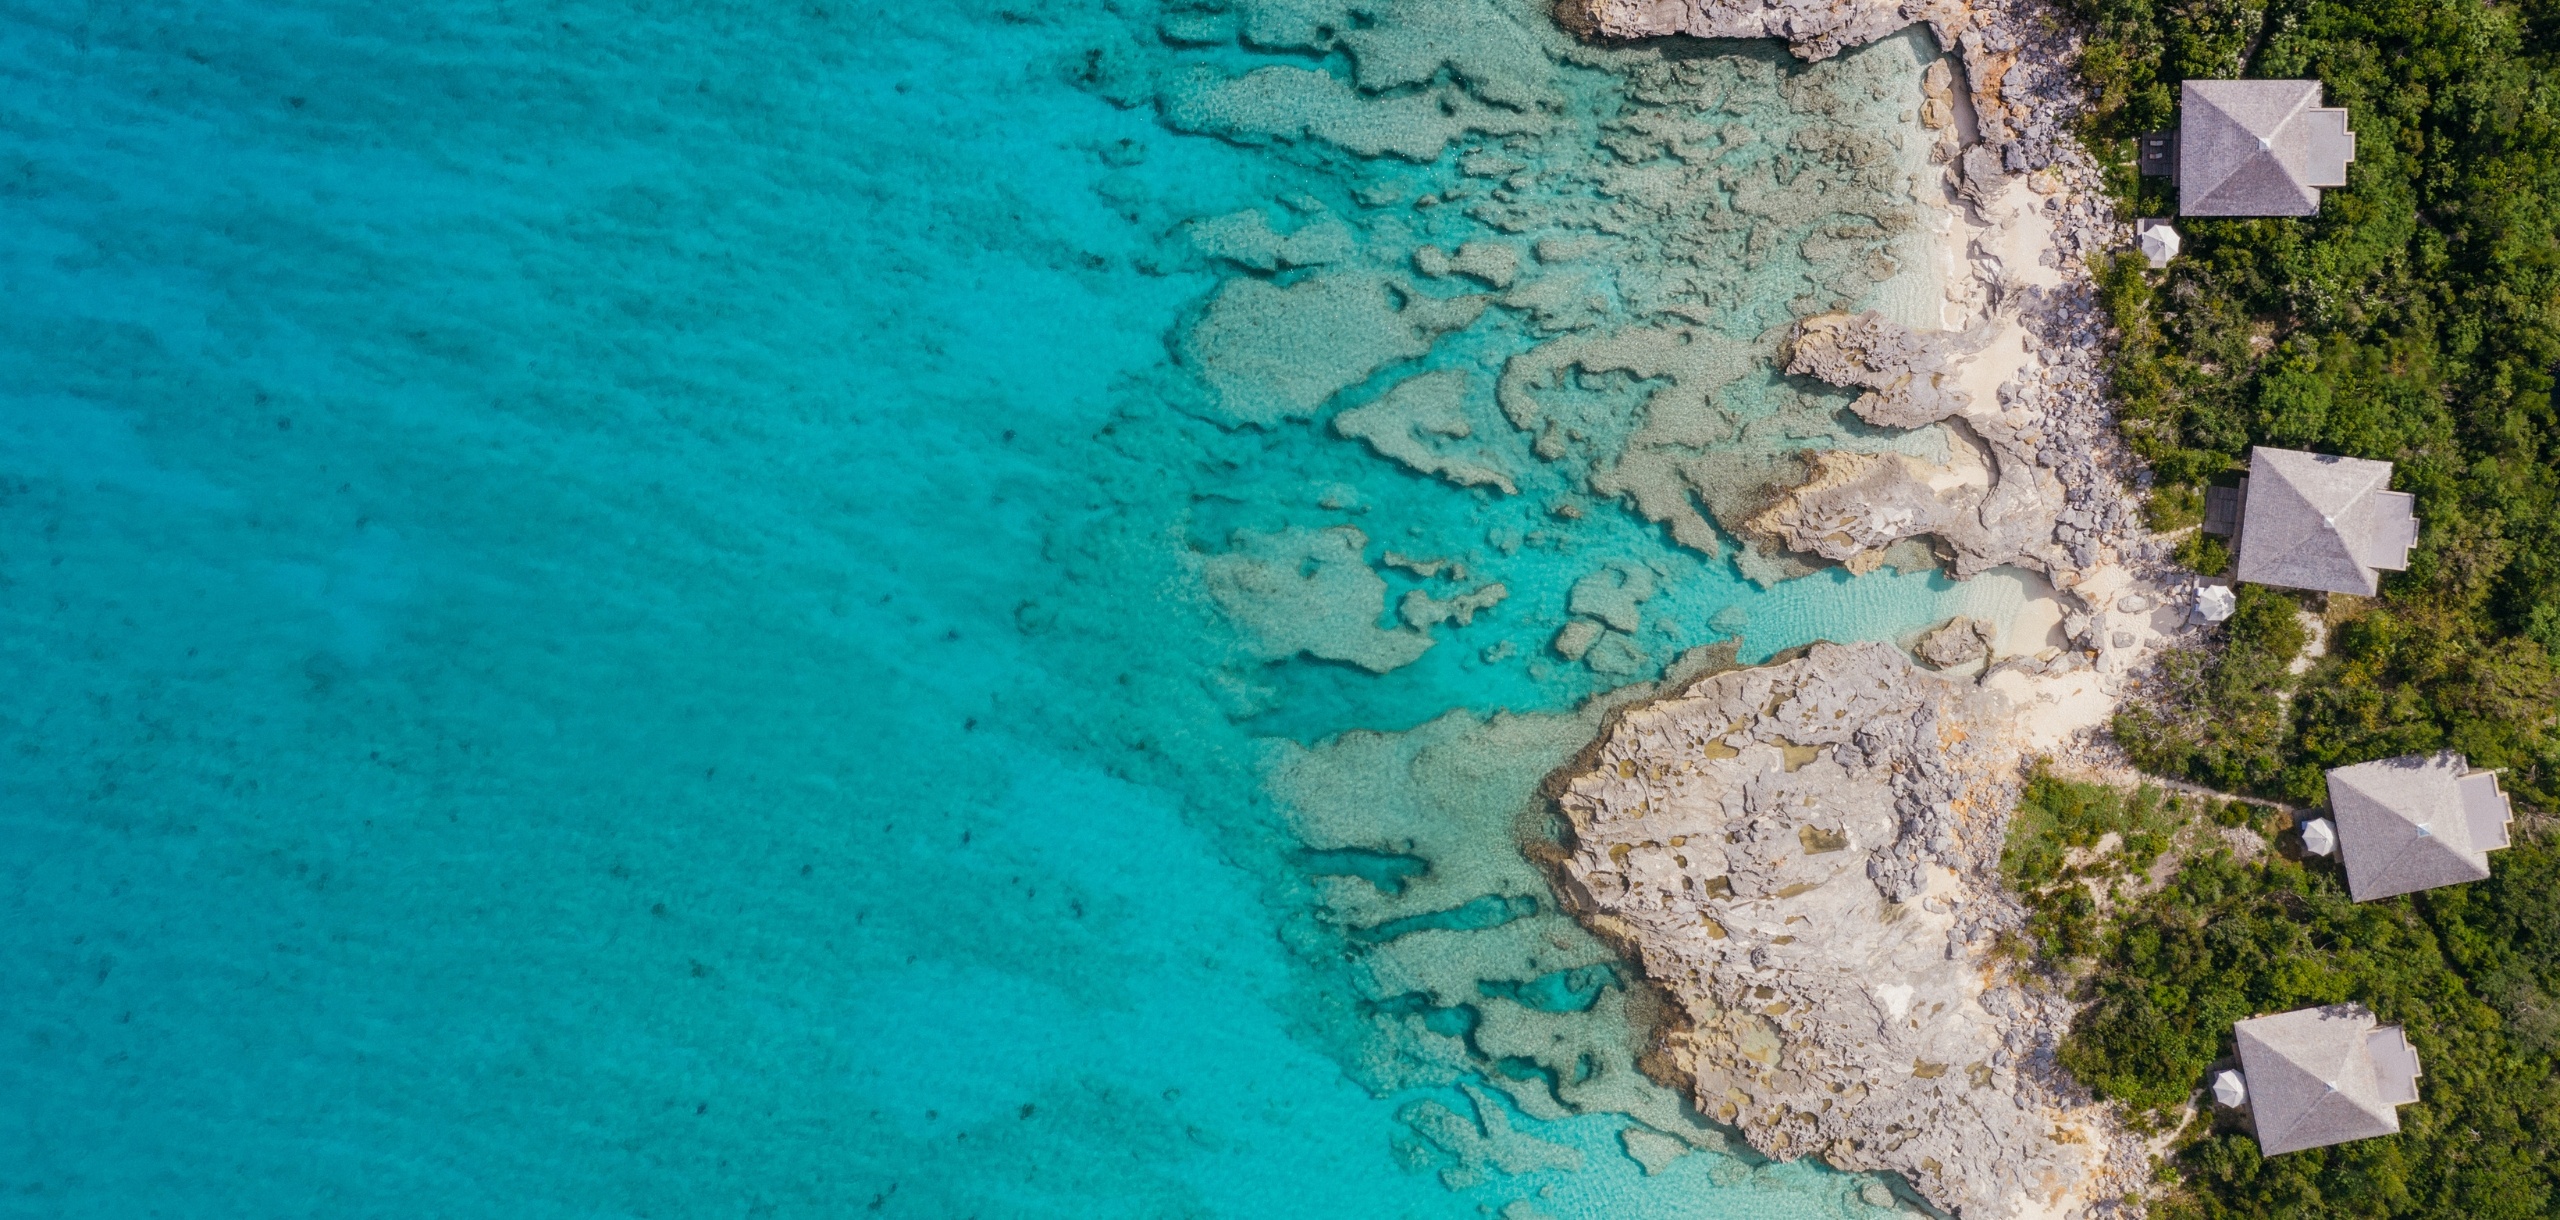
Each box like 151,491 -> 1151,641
2,0 -> 2020,1215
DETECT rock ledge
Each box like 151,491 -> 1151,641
1553,642 -> 2143,1216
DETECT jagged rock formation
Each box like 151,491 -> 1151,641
1552,642 -> 2139,1216
1916,615 -> 1996,668
1559,0 -> 2091,186
1747,450 -> 1952,574
1785,310 -> 1987,429
1751,311 -> 2068,578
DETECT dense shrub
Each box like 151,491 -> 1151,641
2006,770 -> 2187,884
2054,0 -> 2560,1209
2057,843 -> 2560,1218
2113,584 -> 2314,798
2003,770 -> 2224,961
2073,0 -> 2560,809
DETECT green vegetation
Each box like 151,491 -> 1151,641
2073,0 -> 2560,810
2002,769 -> 2261,962
2047,0 -> 2560,1211
2052,837 -> 2560,1218
2172,529 -> 2232,577
1996,774 -> 2560,1216
2005,768 -> 2180,887
2048,0 -> 2560,1202
2114,584 -> 2313,798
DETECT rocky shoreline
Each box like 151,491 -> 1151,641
1546,643 -> 2146,1218
1560,0 -> 2103,182
1538,0 -> 2201,1214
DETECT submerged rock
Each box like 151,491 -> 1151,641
1415,240 -> 1524,289
1200,526 -> 1434,671
1568,564 -> 1657,633
1335,370 -> 1521,495
1181,272 -> 1486,427
1401,582 -> 1511,629
1186,207 -> 1358,270
1271,701 -> 1743,1177
1560,0 -> 1922,60
1553,618 -> 1606,661
1558,0 -> 2096,187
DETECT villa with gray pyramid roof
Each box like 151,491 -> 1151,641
2203,445 -> 2417,595
2231,1005 -> 2421,1155
2179,80 -> 2357,216
2318,752 -> 2514,902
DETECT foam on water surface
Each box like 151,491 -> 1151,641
2,0 -> 2004,1214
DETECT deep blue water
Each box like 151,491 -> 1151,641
3,0 -> 1990,1214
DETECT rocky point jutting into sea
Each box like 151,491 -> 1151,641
1529,0 -> 2213,1214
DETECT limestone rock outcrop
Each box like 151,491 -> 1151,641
1747,451 -> 1952,573
1916,615 -> 1996,668
1559,0 -> 2094,190
1752,312 -> 2068,578
1562,0 -> 1943,61
1786,310 -> 1985,429
1552,642 -> 2138,1216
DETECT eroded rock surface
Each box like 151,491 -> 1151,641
1553,642 -> 2139,1217
1560,0 -> 2092,192
1786,310 -> 1985,429
1916,615 -> 1996,668
1753,312 -> 2069,578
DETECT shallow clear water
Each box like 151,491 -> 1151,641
3,0 -> 1992,1215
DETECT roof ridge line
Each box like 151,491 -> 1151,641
2249,462 -> 2364,578
2272,85 -> 2319,135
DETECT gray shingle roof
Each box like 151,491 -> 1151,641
2232,446 -> 2416,595
2179,80 -> 2358,216
2327,752 -> 2511,901
2235,1005 -> 2418,1155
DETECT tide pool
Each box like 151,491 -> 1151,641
3,0 -> 2001,1215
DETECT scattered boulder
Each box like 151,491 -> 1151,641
1957,142 -> 2010,207
1916,616 -> 1996,668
